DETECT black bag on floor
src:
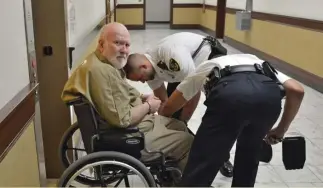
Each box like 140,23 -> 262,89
259,136 -> 306,170
282,136 -> 306,170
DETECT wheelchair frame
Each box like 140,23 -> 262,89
57,96 -> 182,187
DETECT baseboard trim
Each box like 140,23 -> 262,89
170,24 -> 200,29
125,24 -> 145,30
146,21 -> 170,24
223,36 -> 323,93
116,4 -> 144,8
170,24 -> 215,37
199,25 -> 215,37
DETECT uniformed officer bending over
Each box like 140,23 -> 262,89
123,32 -> 234,177
61,22 -> 194,172
159,53 -> 304,187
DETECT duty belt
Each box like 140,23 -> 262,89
204,62 -> 286,98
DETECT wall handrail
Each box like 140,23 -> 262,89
0,83 -> 38,162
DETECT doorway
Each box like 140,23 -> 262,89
145,0 -> 171,25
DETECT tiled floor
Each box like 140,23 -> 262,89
126,24 -> 323,187
61,23 -> 323,187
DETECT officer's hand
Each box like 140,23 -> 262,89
158,102 -> 166,114
142,94 -> 159,102
147,98 -> 161,114
265,127 -> 285,145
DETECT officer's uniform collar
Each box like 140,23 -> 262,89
144,53 -> 178,81
144,53 -> 162,74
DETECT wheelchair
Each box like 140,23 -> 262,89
58,96 -> 182,187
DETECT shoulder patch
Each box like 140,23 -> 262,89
157,61 -> 169,71
169,58 -> 180,72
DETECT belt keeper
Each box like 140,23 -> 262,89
222,65 -> 231,76
254,63 -> 264,74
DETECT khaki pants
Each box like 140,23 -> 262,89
138,115 -> 194,171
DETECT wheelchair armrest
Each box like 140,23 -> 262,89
124,126 -> 140,133
100,126 -> 140,135
66,96 -> 86,106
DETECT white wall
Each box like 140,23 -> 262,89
67,0 -> 106,47
254,0 -> 323,21
227,0 -> 323,21
0,0 -> 30,109
173,0 -> 202,4
205,0 -> 217,6
118,0 -> 144,4
172,0 -> 217,5
226,0 -> 246,9
110,0 -> 115,11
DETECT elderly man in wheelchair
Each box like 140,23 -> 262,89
57,22 -> 194,187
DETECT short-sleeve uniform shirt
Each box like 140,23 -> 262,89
146,32 -> 212,90
177,53 -> 292,101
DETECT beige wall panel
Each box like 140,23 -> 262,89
200,8 -> 216,31
0,121 -> 40,187
116,8 -> 144,25
173,8 -> 201,24
225,13 -> 323,77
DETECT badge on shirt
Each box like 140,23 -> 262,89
169,58 -> 180,72
157,61 -> 169,71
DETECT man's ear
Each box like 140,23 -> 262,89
98,40 -> 104,52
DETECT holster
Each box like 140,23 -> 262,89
262,62 -> 286,98
204,36 -> 228,59
192,36 -> 227,59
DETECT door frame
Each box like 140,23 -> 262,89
215,0 -> 227,38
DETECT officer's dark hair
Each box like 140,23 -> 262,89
124,53 -> 142,77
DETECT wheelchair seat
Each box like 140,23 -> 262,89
66,96 -> 144,159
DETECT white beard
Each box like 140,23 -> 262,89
110,58 -> 126,69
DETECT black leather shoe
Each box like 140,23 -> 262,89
220,160 -> 233,177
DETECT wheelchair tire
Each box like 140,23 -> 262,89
59,123 -> 123,185
59,122 -> 83,168
57,151 -> 157,187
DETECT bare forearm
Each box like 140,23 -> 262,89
153,84 -> 168,114
278,90 -> 304,132
130,103 -> 150,125
161,89 -> 187,117
154,84 -> 168,103
180,91 -> 201,122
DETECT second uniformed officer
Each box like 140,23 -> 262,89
123,32 -> 233,177
159,53 -> 305,187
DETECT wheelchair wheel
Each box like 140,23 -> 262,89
59,123 -> 122,185
57,151 -> 157,187
59,123 -> 86,168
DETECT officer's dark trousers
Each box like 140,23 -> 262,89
167,82 -> 231,162
179,72 -> 282,187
